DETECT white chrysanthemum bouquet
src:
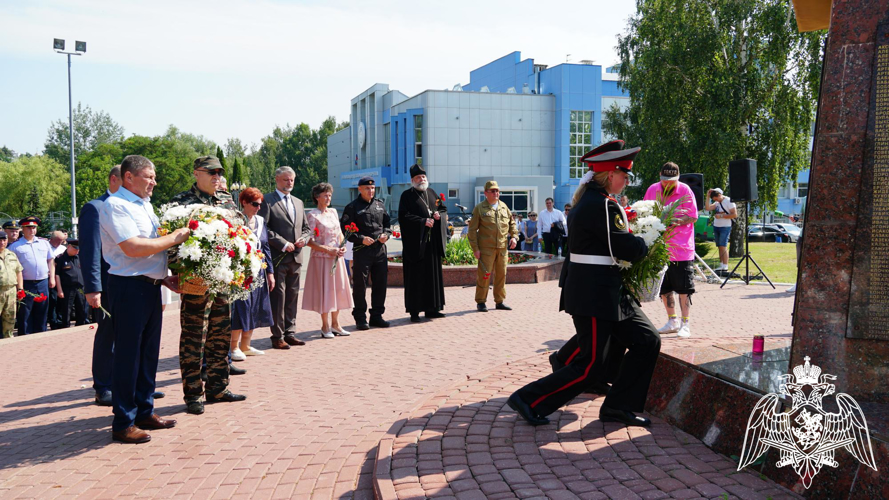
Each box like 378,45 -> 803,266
158,203 -> 266,300
619,197 -> 686,301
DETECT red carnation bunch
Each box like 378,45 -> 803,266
33,293 -> 47,303
16,289 -> 26,301
243,276 -> 253,289
625,207 -> 638,222
188,219 -> 199,230
440,193 -> 446,202
392,231 -> 401,238
345,222 -> 359,233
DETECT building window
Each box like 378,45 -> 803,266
384,123 -> 391,166
414,115 -> 423,166
797,182 -> 808,199
477,190 -> 531,218
448,188 -> 459,199
569,111 -> 593,179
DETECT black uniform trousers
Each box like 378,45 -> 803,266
58,285 -> 89,327
516,308 -> 660,418
108,275 -> 163,432
352,253 -> 388,322
91,291 -> 114,395
556,334 -> 625,384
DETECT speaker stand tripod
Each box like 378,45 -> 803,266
720,202 -> 775,289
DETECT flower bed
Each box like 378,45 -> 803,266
386,248 -> 562,287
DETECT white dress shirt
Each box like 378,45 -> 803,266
99,186 -> 167,280
537,208 -> 566,239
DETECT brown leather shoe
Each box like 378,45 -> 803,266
112,426 -> 151,444
283,335 -> 305,346
135,414 -> 177,430
272,338 -> 291,350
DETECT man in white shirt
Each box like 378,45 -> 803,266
537,197 -> 567,255
704,188 -> 737,271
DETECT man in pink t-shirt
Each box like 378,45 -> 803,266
643,162 -> 698,337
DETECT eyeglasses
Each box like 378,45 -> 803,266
248,201 -> 262,208
196,169 -> 223,177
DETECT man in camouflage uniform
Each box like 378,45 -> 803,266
467,180 -> 518,312
169,156 -> 247,415
0,232 -> 24,337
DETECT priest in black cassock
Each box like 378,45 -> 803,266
398,164 -> 448,323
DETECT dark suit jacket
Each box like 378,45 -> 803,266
258,191 -> 311,266
79,192 -> 110,294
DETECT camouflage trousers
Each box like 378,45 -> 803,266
0,286 -> 15,338
179,293 -> 231,402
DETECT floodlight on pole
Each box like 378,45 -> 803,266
54,38 -> 85,237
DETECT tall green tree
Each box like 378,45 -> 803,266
0,146 -> 16,163
231,158 -> 242,185
604,0 -> 824,256
215,145 -> 227,171
44,102 -> 125,164
0,155 -> 70,218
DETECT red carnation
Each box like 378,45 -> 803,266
625,207 -> 638,222
228,250 -> 236,258
440,193 -> 446,201
243,276 -> 253,289
188,219 -> 199,230
222,219 -> 233,228
34,293 -> 47,303
16,290 -> 25,300
483,272 -> 491,280
246,242 -> 252,253
314,227 -> 320,237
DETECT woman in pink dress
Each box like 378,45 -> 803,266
303,183 -> 354,338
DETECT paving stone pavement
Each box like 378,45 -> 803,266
0,281 -> 794,499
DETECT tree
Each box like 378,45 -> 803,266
215,145 -> 227,172
0,146 -> 16,163
44,102 -> 125,164
604,0 -> 824,256
0,155 -> 70,218
231,158 -> 243,185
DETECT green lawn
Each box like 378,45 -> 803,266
697,241 -> 799,283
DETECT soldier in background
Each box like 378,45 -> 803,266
169,156 -> 246,416
54,238 -> 90,328
3,221 -> 21,244
0,232 -> 23,338
467,180 -> 518,312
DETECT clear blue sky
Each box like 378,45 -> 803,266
0,0 -> 636,155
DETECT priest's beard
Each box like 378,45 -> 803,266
412,180 -> 429,191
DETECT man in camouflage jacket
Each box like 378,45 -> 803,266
168,156 -> 247,415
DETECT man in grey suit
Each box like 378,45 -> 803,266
258,166 -> 311,350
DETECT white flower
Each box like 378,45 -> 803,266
178,240 -> 203,261
618,260 -> 632,270
210,263 -> 234,284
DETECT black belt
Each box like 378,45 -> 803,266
127,275 -> 165,286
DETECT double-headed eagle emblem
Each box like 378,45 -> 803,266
738,357 -> 877,488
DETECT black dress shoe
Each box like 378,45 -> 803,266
477,303 -> 488,312
507,393 -> 550,426
207,390 -> 247,403
369,317 -> 390,328
548,352 -> 565,373
585,381 -> 612,395
152,391 -> 165,399
186,401 -> 205,415
495,303 -> 512,310
95,391 -> 113,406
356,322 -> 370,331
599,405 -> 651,427
425,311 -> 446,319
229,364 -> 247,375
410,314 -> 423,323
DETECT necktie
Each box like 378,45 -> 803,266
284,194 -> 294,219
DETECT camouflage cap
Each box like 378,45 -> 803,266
484,180 -> 500,191
194,156 -> 224,171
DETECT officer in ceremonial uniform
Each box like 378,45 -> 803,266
467,180 -> 518,312
0,232 -> 23,338
9,216 -> 55,335
54,237 -> 90,327
508,141 -> 661,428
3,221 -> 21,244
169,156 -> 246,415
341,177 -> 391,330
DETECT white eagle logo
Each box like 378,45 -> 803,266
738,357 -> 877,488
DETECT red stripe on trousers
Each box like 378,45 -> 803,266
531,318 -> 597,408
565,348 -> 581,365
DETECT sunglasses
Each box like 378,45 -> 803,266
196,169 -> 223,177
248,201 -> 262,208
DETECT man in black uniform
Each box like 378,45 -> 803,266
342,177 -> 391,330
508,140 -> 661,427
54,237 -> 90,327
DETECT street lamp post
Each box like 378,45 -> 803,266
231,182 -> 245,210
54,38 -> 86,238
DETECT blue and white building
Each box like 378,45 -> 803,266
328,51 -> 629,216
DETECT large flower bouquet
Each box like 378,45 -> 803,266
158,203 -> 266,300
617,197 -> 686,302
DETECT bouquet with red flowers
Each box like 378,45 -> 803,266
16,289 -> 47,303
332,223 -> 360,275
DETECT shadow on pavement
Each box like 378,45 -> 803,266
0,415 -> 111,470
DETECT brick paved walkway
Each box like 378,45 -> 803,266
373,355 -> 800,500
0,281 -> 794,499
